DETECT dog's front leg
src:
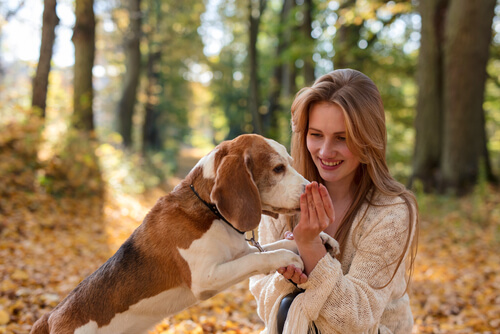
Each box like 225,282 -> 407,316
261,238 -> 298,253
261,232 -> 339,255
191,249 -> 303,300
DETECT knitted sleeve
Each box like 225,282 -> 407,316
249,215 -> 299,330
289,202 -> 415,334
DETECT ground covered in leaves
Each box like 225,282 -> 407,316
1,122 -> 500,333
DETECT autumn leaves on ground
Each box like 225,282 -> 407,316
1,119 -> 500,334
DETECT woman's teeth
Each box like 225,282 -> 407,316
321,159 -> 342,166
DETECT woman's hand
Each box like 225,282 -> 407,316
294,182 -> 335,275
277,183 -> 335,281
294,182 -> 335,245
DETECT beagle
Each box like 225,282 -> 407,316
30,134 -> 315,334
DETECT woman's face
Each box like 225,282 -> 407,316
306,102 -> 360,188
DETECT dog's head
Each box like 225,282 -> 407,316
194,134 -> 309,232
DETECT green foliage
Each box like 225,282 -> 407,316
207,0 -> 252,139
139,0 -> 206,147
209,50 -> 250,139
201,0 -> 446,189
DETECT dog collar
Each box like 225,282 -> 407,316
189,184 -> 245,234
189,184 -> 265,252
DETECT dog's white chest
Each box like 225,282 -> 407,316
179,220 -> 248,266
178,221 -> 250,292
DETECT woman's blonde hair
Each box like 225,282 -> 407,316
289,68 -> 418,291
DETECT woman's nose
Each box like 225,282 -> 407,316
320,139 -> 336,157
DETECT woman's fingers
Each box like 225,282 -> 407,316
298,272 -> 308,284
309,183 -> 329,230
278,265 -> 308,284
305,183 -> 319,226
319,183 -> 335,224
299,193 -> 308,221
305,182 -> 332,229
296,182 -> 334,244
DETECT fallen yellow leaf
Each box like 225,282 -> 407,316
11,269 -> 29,281
0,309 -> 9,325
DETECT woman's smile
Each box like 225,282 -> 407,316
319,158 -> 343,169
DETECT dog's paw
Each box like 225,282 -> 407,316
287,252 -> 304,271
267,249 -> 304,272
319,232 -> 340,257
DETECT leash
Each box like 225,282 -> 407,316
190,184 -> 265,252
247,230 -> 265,252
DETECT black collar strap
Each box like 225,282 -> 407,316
190,184 -> 245,235
189,184 -> 265,252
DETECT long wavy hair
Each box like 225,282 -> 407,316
288,69 -> 418,292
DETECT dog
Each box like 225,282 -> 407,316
30,134 -> 323,334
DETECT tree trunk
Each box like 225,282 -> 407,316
302,0 -> 314,85
263,0 -> 292,138
412,0 -> 496,195
248,0 -> 267,135
334,24 -> 360,69
332,0 -> 357,69
72,0 -> 95,131
117,0 -> 142,148
142,48 -> 162,152
280,0 -> 296,99
142,0 -> 162,153
440,0 -> 496,193
32,0 -> 59,118
411,0 -> 446,191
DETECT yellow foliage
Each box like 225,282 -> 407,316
0,311 -> 9,326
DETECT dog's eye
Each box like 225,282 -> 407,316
273,164 -> 286,174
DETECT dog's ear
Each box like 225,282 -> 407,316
210,152 -> 261,232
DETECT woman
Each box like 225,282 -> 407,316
249,69 -> 418,334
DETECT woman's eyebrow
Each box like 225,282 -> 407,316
308,127 -> 322,132
308,127 -> 346,135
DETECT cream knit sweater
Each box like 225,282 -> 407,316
249,191 -> 416,334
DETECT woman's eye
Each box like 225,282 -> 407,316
338,136 -> 346,141
273,165 -> 286,174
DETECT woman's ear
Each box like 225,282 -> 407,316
210,153 -> 262,232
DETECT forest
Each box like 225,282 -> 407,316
1,0 -> 500,333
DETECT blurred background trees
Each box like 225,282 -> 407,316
1,0 -> 500,196
412,0 -> 497,194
